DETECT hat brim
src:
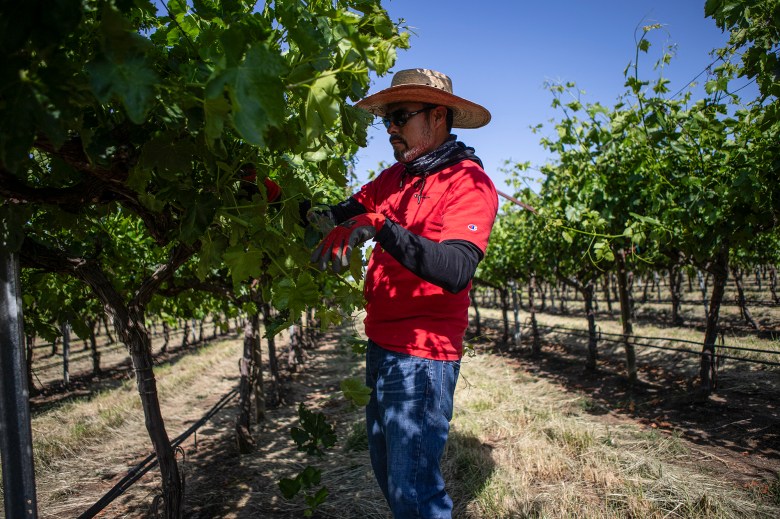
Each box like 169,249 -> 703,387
355,84 -> 491,129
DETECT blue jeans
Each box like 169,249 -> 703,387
365,340 -> 461,519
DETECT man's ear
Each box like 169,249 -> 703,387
432,105 -> 448,130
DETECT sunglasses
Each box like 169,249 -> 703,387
381,106 -> 436,129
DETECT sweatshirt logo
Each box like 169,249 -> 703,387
468,224 -> 478,232
414,192 -> 430,204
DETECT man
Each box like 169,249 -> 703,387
310,68 -> 498,518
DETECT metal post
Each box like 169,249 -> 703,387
697,270 -> 709,320
1,250 -> 39,518
510,279 -> 521,345
61,322 -> 70,386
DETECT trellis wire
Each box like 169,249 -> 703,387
512,321 -> 780,367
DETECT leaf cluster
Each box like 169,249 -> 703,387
290,402 -> 337,457
487,17 -> 779,290
278,465 -> 329,516
0,0 -> 409,334
705,0 -> 780,98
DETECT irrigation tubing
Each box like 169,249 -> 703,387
632,298 -> 779,307
34,325 -> 225,374
33,323 -> 190,355
33,338 -> 116,351
32,323 -> 192,351
76,386 -> 239,519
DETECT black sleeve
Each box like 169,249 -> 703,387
375,219 -> 483,294
299,197 -> 367,226
330,197 -> 367,224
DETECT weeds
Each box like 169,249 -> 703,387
769,475 -> 780,506
342,420 -> 368,452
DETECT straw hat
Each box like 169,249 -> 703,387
355,68 -> 491,129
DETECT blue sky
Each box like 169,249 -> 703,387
353,0 -> 735,191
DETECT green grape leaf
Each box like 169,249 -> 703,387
304,486 -> 329,512
139,134 -> 195,177
229,44 -> 287,146
87,55 -> 158,124
299,466 -> 322,486
180,193 -> 220,244
305,73 -> 340,141
349,247 -> 364,282
224,247 -> 264,287
340,377 -> 372,407
204,95 -> 231,142
341,103 -> 372,147
278,477 -> 302,499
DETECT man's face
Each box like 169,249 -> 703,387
384,102 -> 438,163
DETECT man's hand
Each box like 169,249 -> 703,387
311,213 -> 386,273
306,204 -> 336,234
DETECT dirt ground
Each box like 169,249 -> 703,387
20,311 -> 780,518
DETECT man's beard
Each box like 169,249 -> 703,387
392,124 -> 435,163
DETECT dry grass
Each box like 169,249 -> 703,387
31,339 -> 236,466
444,350 -> 778,518
16,337 -> 242,518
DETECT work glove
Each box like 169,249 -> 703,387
262,178 -> 282,202
311,213 -> 386,273
306,204 -> 336,234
